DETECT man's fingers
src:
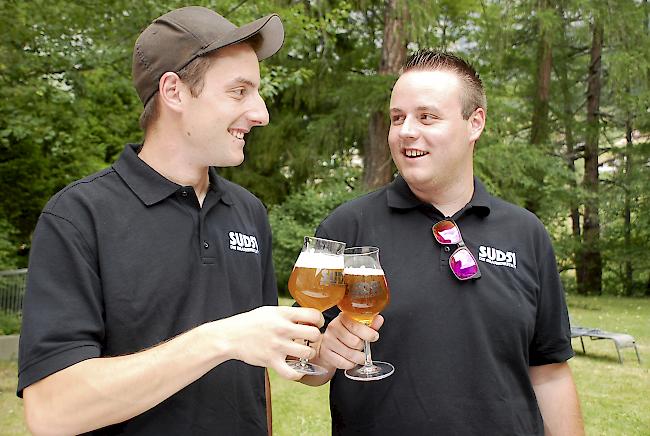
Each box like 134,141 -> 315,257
340,314 -> 380,342
328,321 -> 364,350
272,360 -> 303,381
284,341 -> 316,361
370,314 -> 384,331
279,306 -> 324,328
290,323 -> 323,343
319,345 -> 361,369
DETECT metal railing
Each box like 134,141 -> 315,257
0,268 -> 27,314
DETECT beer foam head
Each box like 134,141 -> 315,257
295,251 -> 344,269
343,266 -> 384,275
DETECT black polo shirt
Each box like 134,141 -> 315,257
317,175 -> 573,436
18,144 -> 277,435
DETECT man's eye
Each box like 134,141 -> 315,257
391,115 -> 405,124
421,113 -> 435,120
232,88 -> 246,97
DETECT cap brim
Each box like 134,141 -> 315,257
200,14 -> 284,61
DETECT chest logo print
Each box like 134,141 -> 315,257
229,231 -> 259,254
478,245 -> 517,269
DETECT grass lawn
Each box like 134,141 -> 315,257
1,294 -> 648,435
566,295 -> 650,436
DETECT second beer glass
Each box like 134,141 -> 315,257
339,246 -> 394,381
287,236 -> 346,375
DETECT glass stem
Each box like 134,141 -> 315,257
363,340 -> 373,367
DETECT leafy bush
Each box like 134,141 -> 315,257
0,312 -> 21,335
269,166 -> 363,296
0,219 -> 22,270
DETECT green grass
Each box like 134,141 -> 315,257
566,295 -> 650,436
0,360 -> 27,435
1,295 -> 648,435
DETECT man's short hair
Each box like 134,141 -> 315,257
400,50 -> 487,119
139,35 -> 263,132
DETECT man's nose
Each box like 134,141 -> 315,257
248,92 -> 270,127
398,115 -> 417,139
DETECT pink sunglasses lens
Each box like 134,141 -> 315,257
433,220 -> 462,244
449,248 -> 479,280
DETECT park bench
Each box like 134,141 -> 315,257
571,326 -> 642,364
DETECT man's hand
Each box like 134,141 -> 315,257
318,313 -> 383,370
298,312 -> 384,389
216,306 -> 324,380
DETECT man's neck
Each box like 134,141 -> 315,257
408,173 -> 475,218
138,132 -> 210,206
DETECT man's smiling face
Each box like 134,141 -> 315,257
181,43 -> 270,168
388,69 -> 483,192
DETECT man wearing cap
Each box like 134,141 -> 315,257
302,50 -> 584,435
18,6 -> 322,435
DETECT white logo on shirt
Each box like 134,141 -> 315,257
478,246 -> 517,269
229,231 -> 259,254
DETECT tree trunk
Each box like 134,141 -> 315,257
557,18 -> 584,293
363,0 -> 407,190
623,118 -> 633,295
530,0 -> 553,147
525,0 -> 553,215
582,18 -> 603,295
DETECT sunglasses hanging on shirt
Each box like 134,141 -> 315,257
432,219 -> 481,281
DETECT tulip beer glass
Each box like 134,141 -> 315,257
287,236 -> 346,375
339,246 -> 394,381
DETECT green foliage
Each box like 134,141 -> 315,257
0,312 -> 21,335
0,0 -> 648,294
0,219 -> 22,269
269,162 -> 363,295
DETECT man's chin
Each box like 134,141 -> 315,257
213,155 -> 245,168
399,169 -> 434,188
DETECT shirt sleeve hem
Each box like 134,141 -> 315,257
529,346 -> 575,366
17,344 -> 101,397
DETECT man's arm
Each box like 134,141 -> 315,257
23,306 -> 322,436
300,313 -> 383,387
529,362 -> 584,436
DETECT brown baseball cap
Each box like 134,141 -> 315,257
132,6 -> 284,106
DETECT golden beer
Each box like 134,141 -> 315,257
338,269 -> 390,325
288,252 -> 345,312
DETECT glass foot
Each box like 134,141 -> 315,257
286,358 -> 328,376
344,361 -> 394,381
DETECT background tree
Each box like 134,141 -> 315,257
0,0 -> 647,297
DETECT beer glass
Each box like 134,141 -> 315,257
287,236 -> 346,375
339,246 -> 394,381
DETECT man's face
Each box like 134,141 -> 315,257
181,43 -> 269,168
388,69 -> 484,191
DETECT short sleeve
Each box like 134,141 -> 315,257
18,212 -> 104,396
528,225 -> 574,366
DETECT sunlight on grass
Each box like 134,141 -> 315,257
567,295 -> 650,436
0,360 -> 27,434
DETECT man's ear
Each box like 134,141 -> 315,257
158,72 -> 184,113
468,107 -> 486,143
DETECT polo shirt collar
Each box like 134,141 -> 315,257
386,174 -> 491,217
113,144 -> 233,206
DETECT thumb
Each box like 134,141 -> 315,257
370,314 -> 385,331
272,360 -> 304,381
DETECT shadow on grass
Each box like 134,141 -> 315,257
572,350 -> 642,366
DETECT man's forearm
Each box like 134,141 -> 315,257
530,362 -> 584,436
23,322 -> 229,435
23,305 -> 324,435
